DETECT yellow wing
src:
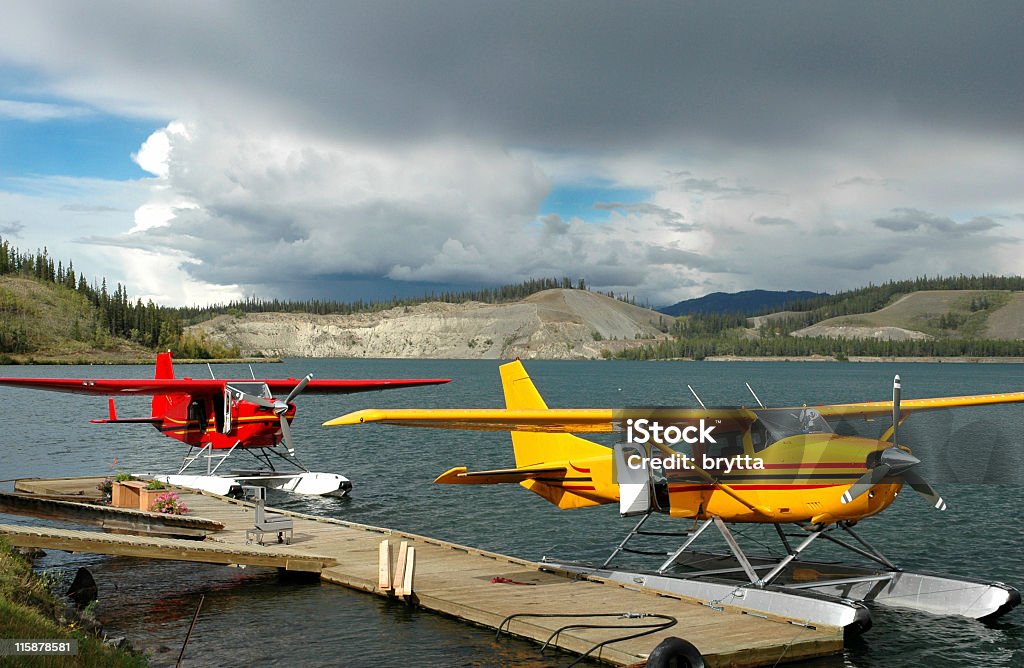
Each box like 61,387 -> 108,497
814,391 -> 1024,419
324,407 -> 755,432
325,392 -> 1024,433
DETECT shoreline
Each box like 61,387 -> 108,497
698,355 -> 1024,363
0,357 -> 282,366
0,539 -> 148,667
3,353 -> 1024,365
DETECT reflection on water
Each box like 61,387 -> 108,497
2,359 -> 1023,666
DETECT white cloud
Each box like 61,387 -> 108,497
0,98 -> 90,121
132,121 -> 190,178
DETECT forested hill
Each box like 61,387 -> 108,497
619,275 -> 1024,360
660,290 -> 824,316
0,239 -> 209,361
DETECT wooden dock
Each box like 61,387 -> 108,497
0,491 -> 223,539
0,523 -> 335,573
1,478 -> 843,666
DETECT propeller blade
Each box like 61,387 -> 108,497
841,446 -> 920,504
236,391 -> 276,410
284,374 -> 313,405
841,463 -> 892,504
902,468 -> 947,510
278,411 -> 296,454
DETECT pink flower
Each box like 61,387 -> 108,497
152,491 -> 188,515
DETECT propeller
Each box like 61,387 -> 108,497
841,375 -> 946,510
233,374 -> 313,455
274,374 -> 313,454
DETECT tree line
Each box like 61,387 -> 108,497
174,276 -> 595,320
615,334 -> 1024,360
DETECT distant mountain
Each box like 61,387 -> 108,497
659,289 -> 826,317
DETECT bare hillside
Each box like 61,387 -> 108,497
188,289 -> 671,359
983,292 -> 1024,339
792,290 -> 1020,340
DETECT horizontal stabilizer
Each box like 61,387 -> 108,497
89,417 -> 162,424
90,397 -> 162,424
434,465 -> 567,485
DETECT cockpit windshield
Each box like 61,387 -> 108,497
754,407 -> 833,444
225,382 -> 273,399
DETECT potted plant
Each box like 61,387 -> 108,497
96,477 -> 113,503
110,473 -> 143,508
139,480 -> 168,512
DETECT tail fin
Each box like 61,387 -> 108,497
499,360 -> 607,467
151,352 -> 175,418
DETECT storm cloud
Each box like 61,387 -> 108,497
1,2 -> 1021,305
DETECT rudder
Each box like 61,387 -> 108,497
499,360 -> 607,468
151,352 -> 176,418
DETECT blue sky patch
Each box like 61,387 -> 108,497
540,184 -> 651,221
0,106 -> 159,181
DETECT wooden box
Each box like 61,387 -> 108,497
138,487 -> 167,512
110,480 -> 146,509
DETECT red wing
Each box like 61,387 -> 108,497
0,377 -> 449,398
0,378 -> 225,397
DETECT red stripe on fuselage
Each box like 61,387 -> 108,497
760,462 -> 866,469
669,483 -> 842,492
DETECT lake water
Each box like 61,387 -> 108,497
2,359 -> 1022,666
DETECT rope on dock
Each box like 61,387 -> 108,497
496,611 -> 678,667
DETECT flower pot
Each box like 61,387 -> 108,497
111,481 -> 145,509
139,487 -> 166,512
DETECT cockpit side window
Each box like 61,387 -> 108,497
705,430 -> 745,459
749,421 -> 771,452
754,408 -> 834,443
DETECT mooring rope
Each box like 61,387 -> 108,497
496,610 -> 678,667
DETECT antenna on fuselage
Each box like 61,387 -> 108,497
249,365 -> 256,380
745,382 -> 765,408
687,384 -> 707,410
892,374 -> 901,445
206,363 -> 216,379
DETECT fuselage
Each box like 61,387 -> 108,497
156,392 -> 295,449
536,430 -> 901,524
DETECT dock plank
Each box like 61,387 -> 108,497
0,523 -> 336,573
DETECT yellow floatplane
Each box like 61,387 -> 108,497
326,361 -> 1023,627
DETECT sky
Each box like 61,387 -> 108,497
0,2 -> 1021,308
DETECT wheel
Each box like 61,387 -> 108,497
647,637 -> 704,668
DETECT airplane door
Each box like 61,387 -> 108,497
223,387 -> 235,433
614,443 -> 651,516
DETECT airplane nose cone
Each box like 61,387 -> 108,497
880,446 -> 920,474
